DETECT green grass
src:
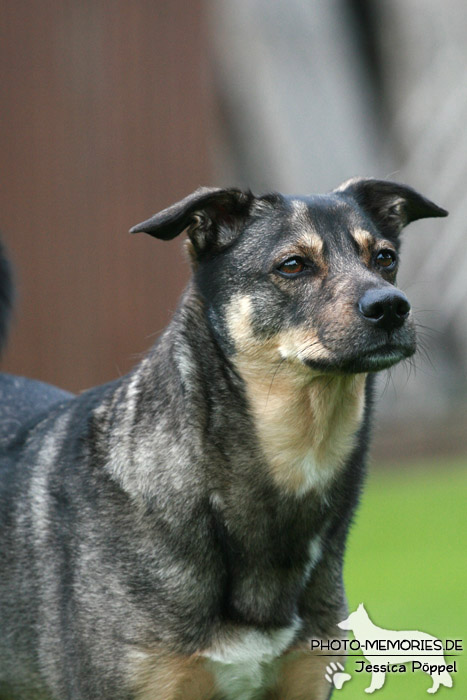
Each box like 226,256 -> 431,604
337,457 -> 467,699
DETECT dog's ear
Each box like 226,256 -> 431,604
336,178 -> 448,239
130,187 -> 253,256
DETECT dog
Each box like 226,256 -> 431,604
338,604 -> 454,694
0,178 -> 447,700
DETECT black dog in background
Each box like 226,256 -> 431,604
0,179 -> 447,700
0,238 -> 12,354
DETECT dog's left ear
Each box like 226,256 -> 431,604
130,187 -> 253,256
336,178 -> 448,239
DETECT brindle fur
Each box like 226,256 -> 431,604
0,178 -> 447,699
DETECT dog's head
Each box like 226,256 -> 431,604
131,179 -> 447,375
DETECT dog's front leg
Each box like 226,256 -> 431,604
268,536 -> 350,699
128,650 -> 219,700
265,645 -> 344,700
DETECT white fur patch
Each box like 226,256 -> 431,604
203,619 -> 301,700
304,535 -> 323,579
294,450 -> 338,497
125,369 -> 142,417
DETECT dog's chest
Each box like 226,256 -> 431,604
212,489 -> 325,610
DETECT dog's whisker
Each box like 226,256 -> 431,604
414,322 -> 441,337
415,339 -> 436,371
380,369 -> 392,398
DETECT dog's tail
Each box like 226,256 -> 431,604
0,237 -> 14,355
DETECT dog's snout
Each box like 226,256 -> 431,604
358,288 -> 410,332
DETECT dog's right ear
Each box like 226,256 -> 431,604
130,187 -> 253,256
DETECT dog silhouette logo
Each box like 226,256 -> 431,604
335,604 -> 454,694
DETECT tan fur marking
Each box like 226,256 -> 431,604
128,648 -> 216,700
226,296 -> 367,495
227,295 -> 260,354
297,232 -> 325,266
352,228 -> 374,265
267,644 -> 345,700
299,231 -> 323,254
245,369 -> 366,494
287,201 -> 328,272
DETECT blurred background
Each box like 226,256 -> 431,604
0,1 -> 465,695
2,0 -> 466,462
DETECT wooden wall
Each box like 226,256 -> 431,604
0,0 -> 214,392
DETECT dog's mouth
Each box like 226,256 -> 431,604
303,340 -> 416,374
344,342 -> 415,372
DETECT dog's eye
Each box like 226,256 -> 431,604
375,249 -> 397,271
276,257 -> 306,277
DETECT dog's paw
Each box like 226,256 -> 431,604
324,662 -> 351,690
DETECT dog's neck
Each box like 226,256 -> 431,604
233,352 -> 367,496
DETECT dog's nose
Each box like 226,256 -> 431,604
358,288 -> 410,332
